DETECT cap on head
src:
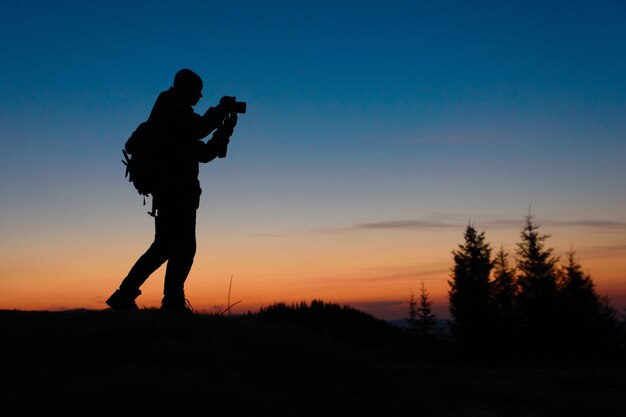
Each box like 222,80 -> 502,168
173,68 -> 203,92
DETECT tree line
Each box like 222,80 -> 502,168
443,215 -> 622,364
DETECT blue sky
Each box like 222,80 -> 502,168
1,0 -> 625,316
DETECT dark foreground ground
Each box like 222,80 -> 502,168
1,310 -> 624,417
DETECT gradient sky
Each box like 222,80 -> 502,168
1,0 -> 625,319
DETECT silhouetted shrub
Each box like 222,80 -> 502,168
256,299 -> 404,348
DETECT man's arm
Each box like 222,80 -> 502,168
196,135 -> 228,163
190,97 -> 241,140
196,113 -> 237,163
187,106 -> 224,140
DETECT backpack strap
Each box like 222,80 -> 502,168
148,197 -> 157,217
122,149 -> 131,180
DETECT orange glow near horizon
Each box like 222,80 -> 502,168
2,202 -> 625,314
2,219 -> 625,320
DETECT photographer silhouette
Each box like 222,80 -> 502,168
107,69 -> 244,312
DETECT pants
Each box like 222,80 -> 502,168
120,204 -> 197,299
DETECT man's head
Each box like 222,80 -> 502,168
173,68 -> 203,106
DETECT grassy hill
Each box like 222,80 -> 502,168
1,308 -> 625,416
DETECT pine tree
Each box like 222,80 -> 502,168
514,215 -> 561,358
416,281 -> 437,337
491,246 -> 517,327
558,250 -> 611,359
559,250 -> 600,318
448,224 -> 494,346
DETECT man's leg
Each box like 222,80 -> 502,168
162,208 -> 197,310
119,222 -> 170,291
107,215 -> 170,309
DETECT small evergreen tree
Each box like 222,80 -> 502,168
559,250 -> 600,319
514,215 -> 561,359
448,224 -> 494,347
406,291 -> 418,331
416,281 -> 437,337
491,246 -> 517,328
558,251 -> 621,360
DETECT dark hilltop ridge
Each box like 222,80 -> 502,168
1,304 -> 625,417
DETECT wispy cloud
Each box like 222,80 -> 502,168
549,220 -> 626,229
314,212 -> 467,233
580,244 -> 626,258
482,219 -> 526,228
319,215 -> 626,234
355,219 -> 460,230
357,217 -> 626,232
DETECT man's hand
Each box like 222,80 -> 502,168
223,112 -> 238,132
211,112 -> 237,159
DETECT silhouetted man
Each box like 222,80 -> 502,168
106,68 -> 240,312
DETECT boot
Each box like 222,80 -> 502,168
161,293 -> 194,313
106,287 -> 141,310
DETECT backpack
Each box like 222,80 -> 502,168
122,121 -> 162,214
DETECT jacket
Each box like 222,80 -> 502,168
148,88 -> 227,210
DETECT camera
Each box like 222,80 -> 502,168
221,96 -> 247,114
233,101 -> 246,114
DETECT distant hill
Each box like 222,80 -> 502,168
389,318 -> 451,335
